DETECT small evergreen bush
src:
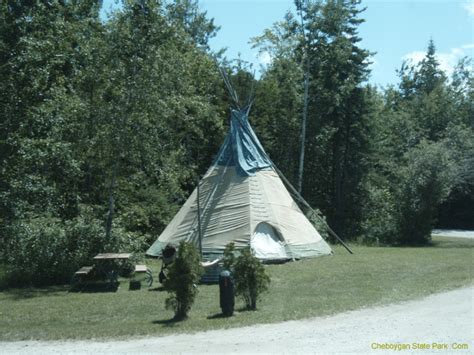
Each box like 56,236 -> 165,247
163,241 -> 204,319
229,246 -> 270,310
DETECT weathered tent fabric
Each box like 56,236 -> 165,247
146,108 -> 332,260
216,109 -> 272,176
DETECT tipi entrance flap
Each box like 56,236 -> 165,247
251,222 -> 288,260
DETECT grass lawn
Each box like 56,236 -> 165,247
0,236 -> 472,341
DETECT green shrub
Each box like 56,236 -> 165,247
222,242 -> 236,271
361,185 -> 398,245
4,217 -> 72,286
163,241 -> 204,320
66,213 -> 143,276
307,209 -> 330,241
3,207 -> 146,286
396,141 -> 456,245
65,212 -> 107,266
233,247 -> 270,310
362,140 -> 457,246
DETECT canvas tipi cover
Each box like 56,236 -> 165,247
146,108 -> 332,260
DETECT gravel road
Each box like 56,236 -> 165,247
431,230 -> 474,239
2,286 -> 473,354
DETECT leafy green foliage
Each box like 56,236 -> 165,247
307,209 -> 330,241
361,40 -> 473,244
222,242 -> 236,271
4,217 -> 72,286
165,0 -> 219,49
222,243 -> 271,310
396,141 -> 457,244
233,248 -> 270,310
1,0 -> 473,292
252,0 -> 375,239
0,1 -> 224,286
360,184 -> 398,245
3,205 -> 147,287
163,241 -> 204,319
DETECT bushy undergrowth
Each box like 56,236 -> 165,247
4,217 -> 71,286
307,208 -> 330,241
3,210 -> 147,287
362,140 -> 457,245
360,185 -> 399,245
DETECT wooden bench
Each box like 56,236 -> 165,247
132,264 -> 153,288
76,266 -> 94,276
70,265 -> 95,290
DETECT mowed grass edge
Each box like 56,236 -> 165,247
0,236 -> 472,341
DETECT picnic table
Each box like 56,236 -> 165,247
93,253 -> 131,287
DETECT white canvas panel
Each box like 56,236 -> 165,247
252,170 -> 325,245
251,222 -> 287,259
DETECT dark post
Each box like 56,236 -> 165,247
219,270 -> 235,316
196,177 -> 203,258
297,0 -> 310,195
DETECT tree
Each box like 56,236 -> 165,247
222,243 -> 271,310
303,0 -> 374,238
397,141 -> 457,245
361,39 -> 473,245
436,58 -> 474,229
253,0 -> 375,239
0,1 -> 135,283
415,39 -> 446,95
94,0 -> 225,244
0,1 -> 103,225
251,12 -> 306,185
0,0 -> 226,285
165,0 -> 219,49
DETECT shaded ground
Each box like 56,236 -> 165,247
2,286 -> 472,354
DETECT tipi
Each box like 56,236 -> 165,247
146,99 -> 332,261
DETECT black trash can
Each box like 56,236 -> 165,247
219,270 -> 235,316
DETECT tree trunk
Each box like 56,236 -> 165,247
105,160 -> 118,240
298,72 -> 309,194
332,129 -> 343,234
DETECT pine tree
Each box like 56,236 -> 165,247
252,1 -> 376,239
415,39 -> 446,94
300,0 -> 374,238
